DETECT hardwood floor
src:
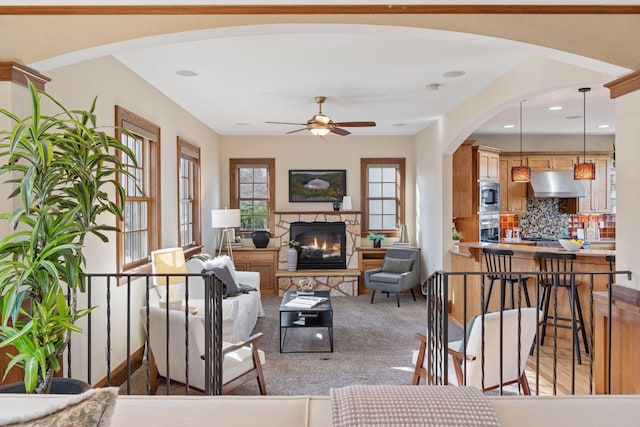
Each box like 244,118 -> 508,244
526,343 -> 592,395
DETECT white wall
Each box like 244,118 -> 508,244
471,134 -> 614,153
219,135 -> 417,244
38,56 -> 221,384
612,89 -> 640,289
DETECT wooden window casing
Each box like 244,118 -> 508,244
177,137 -> 201,256
361,158 -> 406,238
115,106 -> 161,274
229,158 -> 275,237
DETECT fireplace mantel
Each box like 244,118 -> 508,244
274,210 -> 362,215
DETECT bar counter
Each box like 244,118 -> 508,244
449,242 -> 615,339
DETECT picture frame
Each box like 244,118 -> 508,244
289,169 -> 346,202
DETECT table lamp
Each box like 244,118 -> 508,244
211,208 -> 241,260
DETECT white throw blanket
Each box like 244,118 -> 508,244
330,385 -> 500,427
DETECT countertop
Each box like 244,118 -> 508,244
452,241 -> 615,258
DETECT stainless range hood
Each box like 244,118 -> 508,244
529,171 -> 587,198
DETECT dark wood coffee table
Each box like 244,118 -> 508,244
279,290 -> 333,353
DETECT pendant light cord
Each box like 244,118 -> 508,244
519,99 -> 525,163
580,87 -> 591,163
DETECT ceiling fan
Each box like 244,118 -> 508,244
266,96 -> 376,137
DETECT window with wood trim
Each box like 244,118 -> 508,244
115,106 -> 161,273
361,158 -> 406,237
178,137 -> 201,251
230,158 -> 275,235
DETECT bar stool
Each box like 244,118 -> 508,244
535,251 -> 589,365
482,248 -> 532,313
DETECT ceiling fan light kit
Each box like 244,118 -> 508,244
267,96 -> 376,138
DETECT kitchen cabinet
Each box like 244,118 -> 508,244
499,155 -> 528,214
227,247 -> 278,295
478,149 -> 500,181
578,156 -> 611,213
453,140 -> 475,218
528,154 -> 578,171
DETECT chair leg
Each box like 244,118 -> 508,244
396,292 -> 401,307
412,335 -> 427,386
519,372 -> 532,395
410,289 -> 416,301
483,278 -> 495,313
539,285 -> 552,347
370,290 -> 376,304
521,279 -> 532,307
567,287 -> 583,365
574,289 -> 590,355
251,345 -> 267,395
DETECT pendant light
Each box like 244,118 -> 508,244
511,99 -> 531,182
574,87 -> 596,180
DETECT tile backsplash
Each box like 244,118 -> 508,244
500,198 -> 616,240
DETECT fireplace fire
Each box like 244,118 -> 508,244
289,221 -> 346,269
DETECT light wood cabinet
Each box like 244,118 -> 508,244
499,155 -> 528,214
228,247 -> 278,295
528,154 -> 578,171
578,156 -> 611,213
452,140 -> 475,218
358,248 -> 387,295
478,149 -> 500,181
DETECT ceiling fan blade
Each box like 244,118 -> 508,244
266,121 -> 307,126
285,128 -> 308,135
331,127 -> 351,136
333,121 -> 376,127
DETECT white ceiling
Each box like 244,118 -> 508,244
33,20 -> 629,139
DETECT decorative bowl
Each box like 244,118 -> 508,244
559,239 -> 582,252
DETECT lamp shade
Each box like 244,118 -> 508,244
511,165 -> 531,182
309,126 -> 330,137
574,162 -> 596,180
211,208 -> 240,229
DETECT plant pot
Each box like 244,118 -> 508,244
287,247 -> 298,272
0,378 -> 91,394
251,230 -> 271,248
373,240 -> 381,248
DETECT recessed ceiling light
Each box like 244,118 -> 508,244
503,124 -> 515,129
425,83 -> 441,91
235,122 -> 251,126
176,70 -> 198,77
597,124 -> 610,129
548,106 -> 563,111
442,70 -> 466,78
565,115 -> 582,120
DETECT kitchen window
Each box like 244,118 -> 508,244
115,106 -> 161,274
361,158 -> 405,237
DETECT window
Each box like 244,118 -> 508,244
361,158 -> 406,237
115,106 -> 161,273
230,158 -> 275,235
178,137 -> 201,253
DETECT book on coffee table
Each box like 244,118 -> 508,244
284,295 -> 328,309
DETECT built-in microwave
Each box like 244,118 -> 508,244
479,181 -> 500,213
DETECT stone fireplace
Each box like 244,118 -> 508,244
289,221 -> 346,270
274,211 -> 361,296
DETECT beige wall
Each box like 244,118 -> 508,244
219,135 -> 417,244
37,56 -> 221,384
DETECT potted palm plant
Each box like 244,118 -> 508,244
0,81 -> 135,393
367,233 -> 386,248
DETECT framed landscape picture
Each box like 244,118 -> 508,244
289,169 -> 346,202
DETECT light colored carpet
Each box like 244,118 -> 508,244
122,293 -> 462,396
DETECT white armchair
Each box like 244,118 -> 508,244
143,306 -> 266,395
185,254 -> 264,342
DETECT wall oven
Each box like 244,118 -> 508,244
479,213 -> 500,243
479,181 -> 500,213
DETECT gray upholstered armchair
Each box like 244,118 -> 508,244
364,248 -> 421,307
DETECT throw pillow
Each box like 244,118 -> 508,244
381,257 -> 414,273
203,255 -> 241,295
0,387 -> 118,427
